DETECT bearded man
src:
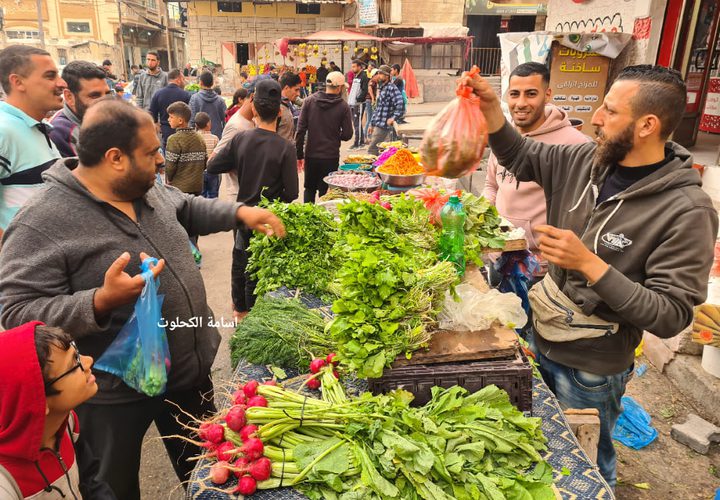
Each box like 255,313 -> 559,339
466,65 -> 717,489
50,60 -> 112,157
0,98 -> 285,500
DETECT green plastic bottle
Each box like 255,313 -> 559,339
439,195 -> 466,275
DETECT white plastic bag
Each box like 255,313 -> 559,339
439,283 -> 527,331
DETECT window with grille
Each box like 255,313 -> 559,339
57,49 -> 67,66
67,22 -> 91,33
296,3 -> 321,14
217,1 -> 242,12
6,30 -> 40,40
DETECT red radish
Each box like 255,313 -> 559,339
381,201 -> 392,210
333,370 -> 340,379
306,377 -> 321,390
249,457 -> 272,481
233,456 -> 251,478
210,461 -> 231,485
232,390 -> 247,406
235,475 -> 257,496
240,425 -> 259,442
243,380 -> 259,398
199,423 -> 225,444
263,380 -> 278,386
225,405 -> 247,432
247,395 -> 268,408
309,358 -> 326,374
241,438 -> 264,461
215,441 -> 237,462
326,353 -> 338,366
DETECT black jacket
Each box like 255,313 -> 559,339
295,92 -> 353,160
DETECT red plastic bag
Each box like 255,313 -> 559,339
420,66 -> 488,178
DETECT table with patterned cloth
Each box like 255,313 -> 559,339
187,290 -> 614,500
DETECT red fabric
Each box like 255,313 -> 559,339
0,322 -> 78,497
401,59 -> 419,99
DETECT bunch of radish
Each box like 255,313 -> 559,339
197,379 -> 276,496
368,191 -> 392,211
305,353 -> 340,390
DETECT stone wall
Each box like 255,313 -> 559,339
401,0 -> 465,26
188,15 -> 342,67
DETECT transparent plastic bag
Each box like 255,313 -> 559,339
95,257 -> 170,396
420,66 -> 488,178
439,283 -> 528,331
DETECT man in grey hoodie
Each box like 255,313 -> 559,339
134,51 -> 168,111
0,99 -> 285,500
466,65 -> 718,488
189,71 -> 227,198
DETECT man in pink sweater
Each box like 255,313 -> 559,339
484,62 -> 590,278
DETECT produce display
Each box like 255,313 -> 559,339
324,171 -> 383,191
248,200 -> 339,301
376,149 -> 425,175
693,304 -> 720,347
229,296 -> 334,371
328,198 -> 457,378
344,154 -> 377,164
191,366 -> 553,500
420,67 -> 488,179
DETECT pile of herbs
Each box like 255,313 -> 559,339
229,296 -> 334,371
245,369 -> 554,499
328,198 -> 458,378
248,200 -> 339,301
460,192 -> 507,267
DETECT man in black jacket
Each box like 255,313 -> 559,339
296,71 -> 353,202
349,59 -> 369,149
148,68 -> 190,149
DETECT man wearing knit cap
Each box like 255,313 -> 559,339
367,64 -> 405,155
295,71 -> 353,202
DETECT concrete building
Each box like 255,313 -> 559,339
0,0 -> 187,78
185,1 -> 347,72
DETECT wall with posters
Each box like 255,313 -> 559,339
544,0 -> 668,65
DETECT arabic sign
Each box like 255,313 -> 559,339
466,0 -> 547,16
549,42 -> 609,135
358,0 -> 379,27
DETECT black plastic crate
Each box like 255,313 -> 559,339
367,349 -> 533,413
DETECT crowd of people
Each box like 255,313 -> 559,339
0,40 -> 716,500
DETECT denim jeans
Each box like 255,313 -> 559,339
527,330 -> 633,489
363,101 -> 374,140
202,171 -> 221,199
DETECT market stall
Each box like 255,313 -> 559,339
186,288 -> 613,500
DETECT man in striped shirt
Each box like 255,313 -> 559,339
0,45 -> 66,239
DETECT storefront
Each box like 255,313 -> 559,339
659,0 -> 720,146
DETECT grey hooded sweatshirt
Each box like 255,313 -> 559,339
0,159 -> 243,404
489,122 -> 718,375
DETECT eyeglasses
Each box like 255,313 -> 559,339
44,341 -> 83,390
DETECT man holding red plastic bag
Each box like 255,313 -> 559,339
0,99 -> 286,500
462,66 -> 717,488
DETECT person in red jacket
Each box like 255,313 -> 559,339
0,322 -> 115,499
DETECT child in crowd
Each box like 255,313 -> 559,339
165,102 -> 207,196
0,322 -> 115,499
194,112 -> 220,199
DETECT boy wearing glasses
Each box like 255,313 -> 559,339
0,322 -> 115,499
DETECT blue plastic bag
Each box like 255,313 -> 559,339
95,258 -> 170,397
612,396 -> 658,449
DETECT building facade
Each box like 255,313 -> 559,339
0,0 -> 187,78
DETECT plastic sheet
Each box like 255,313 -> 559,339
438,283 -> 528,331
94,258 -> 170,396
612,396 -> 658,450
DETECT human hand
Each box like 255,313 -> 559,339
94,252 -> 165,316
368,126 -> 374,136
237,206 -> 286,238
460,72 -> 505,133
535,225 -> 609,283
297,159 -> 305,173
386,118 -> 395,126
